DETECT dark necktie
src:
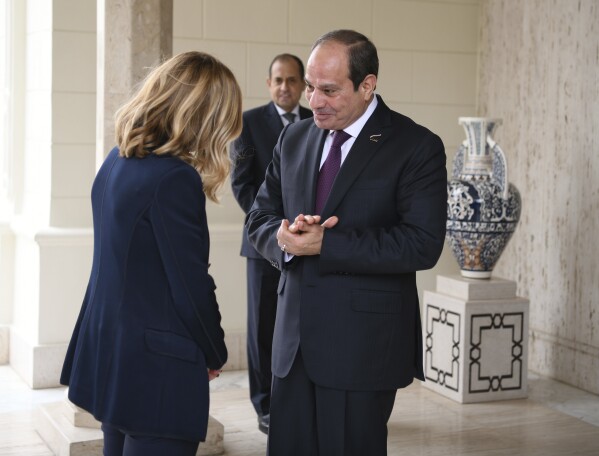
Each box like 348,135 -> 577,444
283,112 -> 296,124
314,130 -> 351,214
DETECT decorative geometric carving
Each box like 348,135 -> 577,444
425,305 -> 461,392
469,312 -> 524,393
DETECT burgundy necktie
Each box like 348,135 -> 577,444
314,130 -> 351,214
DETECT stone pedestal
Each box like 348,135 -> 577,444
422,275 -> 529,403
36,398 -> 224,455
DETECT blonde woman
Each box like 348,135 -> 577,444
60,51 -> 242,456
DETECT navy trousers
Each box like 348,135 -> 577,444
267,349 -> 397,456
102,423 -> 199,456
246,257 -> 279,416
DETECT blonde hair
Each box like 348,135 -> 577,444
115,51 -> 242,202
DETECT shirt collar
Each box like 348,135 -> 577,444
334,95 -> 378,139
274,103 -> 301,118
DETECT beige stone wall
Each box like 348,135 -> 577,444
173,0 -> 480,339
478,0 -> 599,393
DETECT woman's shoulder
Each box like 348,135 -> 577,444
153,157 -> 203,199
154,155 -> 200,182
124,150 -> 200,181
100,148 -> 202,197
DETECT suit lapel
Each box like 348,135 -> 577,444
265,102 -> 284,136
320,98 -> 393,217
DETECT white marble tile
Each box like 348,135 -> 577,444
528,372 -> 599,427
0,366 -> 66,414
210,370 -> 249,392
1,365 -> 598,456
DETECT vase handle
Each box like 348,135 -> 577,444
488,136 -> 509,199
451,140 -> 468,179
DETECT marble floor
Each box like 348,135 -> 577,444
1,365 -> 598,455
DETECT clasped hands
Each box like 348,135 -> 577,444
277,214 -> 339,256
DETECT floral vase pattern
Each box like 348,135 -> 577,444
446,117 -> 521,279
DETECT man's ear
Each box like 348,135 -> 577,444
360,74 -> 377,99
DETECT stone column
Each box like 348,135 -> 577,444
9,0 -> 96,389
96,0 -> 172,167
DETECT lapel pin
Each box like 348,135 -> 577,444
369,134 -> 382,142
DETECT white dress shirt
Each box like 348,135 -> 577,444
318,95 -> 378,170
274,104 -> 301,126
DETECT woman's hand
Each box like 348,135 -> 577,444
208,369 -> 222,381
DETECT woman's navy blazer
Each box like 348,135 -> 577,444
60,147 -> 228,442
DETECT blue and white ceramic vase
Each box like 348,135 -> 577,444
446,117 -> 521,279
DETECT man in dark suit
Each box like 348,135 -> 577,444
247,30 -> 447,455
230,53 -> 312,434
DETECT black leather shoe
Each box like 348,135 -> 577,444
258,414 -> 270,434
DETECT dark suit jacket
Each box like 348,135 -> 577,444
60,147 -> 227,442
247,96 -> 447,392
230,101 -> 312,258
